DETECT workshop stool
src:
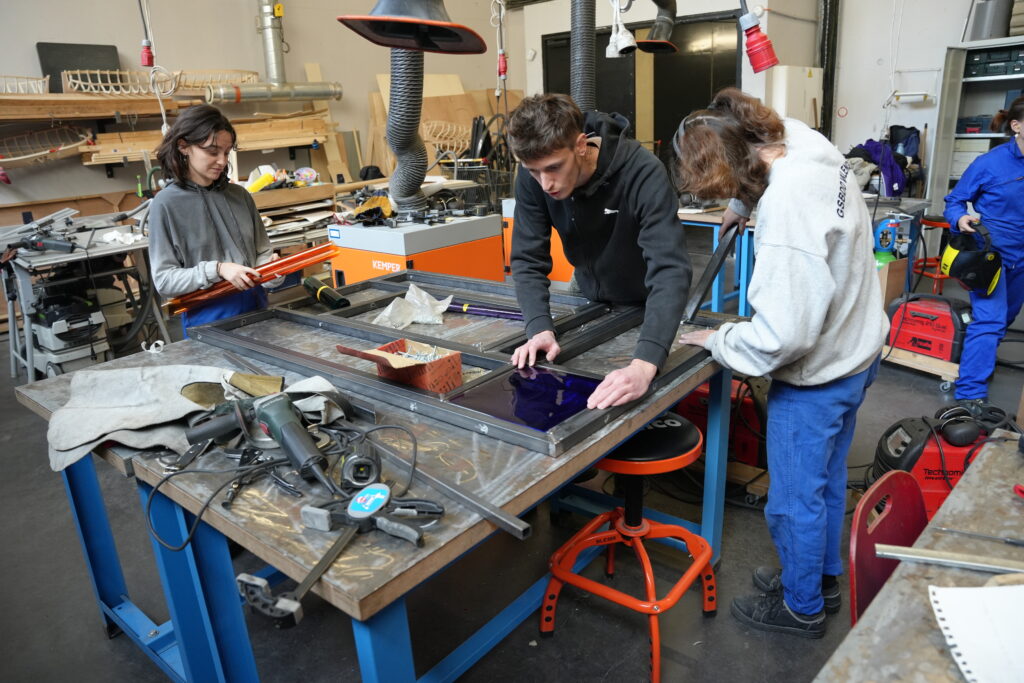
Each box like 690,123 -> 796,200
540,413 -> 716,682
913,215 -> 952,294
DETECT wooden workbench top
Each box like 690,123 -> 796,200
815,432 -> 1024,680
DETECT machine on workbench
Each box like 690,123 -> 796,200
1,204 -> 166,379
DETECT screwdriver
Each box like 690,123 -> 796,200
935,526 -> 1024,548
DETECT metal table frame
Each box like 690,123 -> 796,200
51,360 -> 731,682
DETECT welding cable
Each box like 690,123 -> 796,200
923,418 -> 955,491
144,457 -> 287,551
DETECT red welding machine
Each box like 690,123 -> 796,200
675,378 -> 765,468
871,417 -> 987,519
887,294 -> 971,362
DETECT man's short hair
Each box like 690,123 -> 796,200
507,93 -> 584,162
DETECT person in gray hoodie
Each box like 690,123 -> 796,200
507,94 -> 692,409
676,89 -> 888,639
148,105 -> 278,336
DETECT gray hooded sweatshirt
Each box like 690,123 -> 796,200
707,119 -> 889,385
147,180 -> 273,298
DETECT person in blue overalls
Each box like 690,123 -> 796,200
675,89 -> 888,639
943,95 -> 1024,414
148,105 -> 279,336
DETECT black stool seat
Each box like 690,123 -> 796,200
605,412 -> 701,463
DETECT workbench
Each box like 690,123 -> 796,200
814,432 -> 1024,680
16,274 -> 736,682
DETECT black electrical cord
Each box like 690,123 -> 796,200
144,457 -> 288,552
923,418 -> 955,490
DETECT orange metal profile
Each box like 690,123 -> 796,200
166,243 -> 342,315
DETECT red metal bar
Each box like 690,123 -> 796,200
166,243 -> 341,315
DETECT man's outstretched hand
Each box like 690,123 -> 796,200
587,359 -> 658,410
511,330 -> 561,368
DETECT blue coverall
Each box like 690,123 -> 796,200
943,138 -> 1024,400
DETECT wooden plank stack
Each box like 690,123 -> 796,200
82,115 -> 331,165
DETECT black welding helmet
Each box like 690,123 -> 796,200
940,223 -> 1002,296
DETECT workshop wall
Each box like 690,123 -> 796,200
831,0 -> 974,158
0,0 -> 522,207
517,0 -> 818,104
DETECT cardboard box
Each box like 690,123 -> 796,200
877,257 -> 909,309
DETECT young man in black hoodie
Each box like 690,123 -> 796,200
507,94 -> 692,408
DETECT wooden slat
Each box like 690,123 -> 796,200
250,184 -> 336,210
81,116 -> 330,165
0,94 -> 204,121
881,345 -> 959,381
304,63 -> 352,184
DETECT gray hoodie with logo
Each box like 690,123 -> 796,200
147,180 -> 273,298
708,119 -> 889,385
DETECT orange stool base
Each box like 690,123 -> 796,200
539,506 -> 716,682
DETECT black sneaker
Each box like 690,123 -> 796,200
731,591 -> 826,639
752,566 -> 841,615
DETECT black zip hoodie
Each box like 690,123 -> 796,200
510,111 -> 691,368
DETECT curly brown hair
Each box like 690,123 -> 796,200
673,88 -> 785,207
507,93 -> 584,162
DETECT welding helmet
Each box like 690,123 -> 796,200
940,224 -> 1002,296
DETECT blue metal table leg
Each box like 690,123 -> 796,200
710,228 -> 723,312
139,481 -> 250,683
702,369 -> 732,562
62,455 -> 129,637
191,518 -> 260,682
738,229 -> 752,317
352,598 -> 416,683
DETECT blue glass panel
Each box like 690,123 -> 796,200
447,368 -> 600,432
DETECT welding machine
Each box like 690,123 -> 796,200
871,410 -> 988,518
886,293 -> 971,362
674,377 -> 766,467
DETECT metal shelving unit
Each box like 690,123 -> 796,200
928,36 -> 1024,208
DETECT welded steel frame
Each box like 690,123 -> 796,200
288,270 -> 609,353
191,307 -> 707,456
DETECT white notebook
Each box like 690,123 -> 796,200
929,584 -> 1024,683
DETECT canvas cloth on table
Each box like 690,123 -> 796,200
47,365 -> 342,471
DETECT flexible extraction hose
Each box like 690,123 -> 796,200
386,49 -> 429,213
570,0 -> 596,112
647,0 -> 677,43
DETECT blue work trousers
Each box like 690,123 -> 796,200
955,264 -> 1024,400
180,287 -> 267,338
764,356 -> 880,615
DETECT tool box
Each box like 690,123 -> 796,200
887,294 -> 971,363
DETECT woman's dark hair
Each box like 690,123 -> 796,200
155,104 -> 236,186
991,95 -> 1024,134
673,88 -> 785,207
507,93 -> 584,162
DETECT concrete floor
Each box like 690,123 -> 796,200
2,242 -> 1022,681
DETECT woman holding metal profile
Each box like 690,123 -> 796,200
942,95 -> 1024,415
674,88 -> 888,639
148,104 -> 279,336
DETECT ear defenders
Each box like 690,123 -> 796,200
932,406 -> 983,447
